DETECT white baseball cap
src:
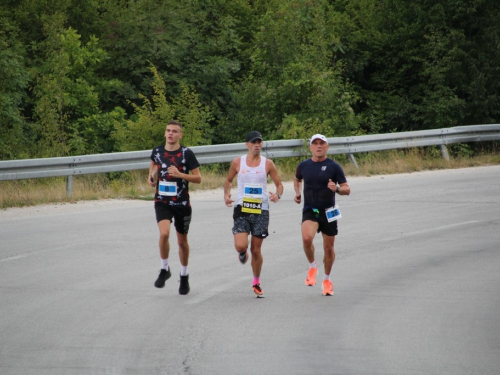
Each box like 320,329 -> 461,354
309,134 -> 328,145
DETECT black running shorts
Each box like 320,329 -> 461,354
154,202 -> 192,235
302,208 -> 338,236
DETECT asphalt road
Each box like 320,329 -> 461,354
1,165 -> 499,375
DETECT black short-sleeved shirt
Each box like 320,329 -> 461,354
150,145 -> 200,206
295,158 -> 347,212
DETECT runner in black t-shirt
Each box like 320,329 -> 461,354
294,134 -> 351,296
148,120 -> 201,295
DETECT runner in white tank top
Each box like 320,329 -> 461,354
236,155 -> 269,210
224,131 -> 284,298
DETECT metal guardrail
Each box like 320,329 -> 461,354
1,124 -> 499,195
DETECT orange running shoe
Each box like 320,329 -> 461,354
322,279 -> 334,296
253,284 -> 265,298
305,267 -> 318,286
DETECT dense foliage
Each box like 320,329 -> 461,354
1,0 -> 499,159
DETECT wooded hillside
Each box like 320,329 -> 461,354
1,0 -> 499,159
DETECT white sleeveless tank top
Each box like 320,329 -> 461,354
236,155 -> 269,210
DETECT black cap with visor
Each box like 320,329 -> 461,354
246,131 -> 263,143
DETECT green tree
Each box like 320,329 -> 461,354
98,0 -> 245,126
0,17 -> 31,160
451,0 -> 500,125
368,1 -> 466,131
332,0 -> 500,133
4,0 -> 101,47
112,64 -> 213,151
31,13 -> 123,156
219,0 -> 359,144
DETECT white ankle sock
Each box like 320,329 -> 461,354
161,258 -> 169,270
180,265 -> 188,276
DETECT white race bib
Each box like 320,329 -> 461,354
158,181 -> 177,196
326,205 -> 342,222
243,184 -> 263,198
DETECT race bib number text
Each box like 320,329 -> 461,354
242,197 -> 262,214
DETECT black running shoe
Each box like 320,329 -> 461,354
154,268 -> 171,288
239,250 -> 248,264
179,274 -> 190,295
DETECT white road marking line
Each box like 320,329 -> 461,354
0,255 -> 28,262
185,276 -> 249,305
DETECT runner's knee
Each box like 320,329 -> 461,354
302,235 -> 314,247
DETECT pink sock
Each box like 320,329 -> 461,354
253,277 -> 260,286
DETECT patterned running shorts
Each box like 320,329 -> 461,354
232,205 -> 269,239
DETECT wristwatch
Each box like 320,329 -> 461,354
336,186 -> 340,193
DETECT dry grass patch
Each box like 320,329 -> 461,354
341,148 -> 499,177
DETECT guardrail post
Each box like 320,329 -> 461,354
440,145 -> 450,161
347,153 -> 359,169
66,176 -> 73,197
